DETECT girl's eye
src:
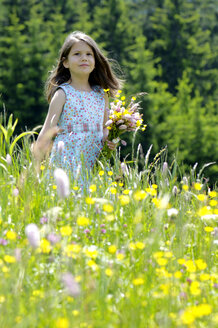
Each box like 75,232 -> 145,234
87,53 -> 93,56
74,53 -> 80,56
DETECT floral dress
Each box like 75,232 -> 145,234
49,83 -> 105,185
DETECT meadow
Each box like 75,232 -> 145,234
0,115 -> 217,328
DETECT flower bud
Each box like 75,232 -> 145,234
54,168 -> 70,199
25,223 -> 40,248
6,154 -> 12,165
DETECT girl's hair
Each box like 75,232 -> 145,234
45,31 -> 122,102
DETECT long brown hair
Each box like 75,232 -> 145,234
45,31 -> 122,102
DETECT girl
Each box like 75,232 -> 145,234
36,31 -> 121,185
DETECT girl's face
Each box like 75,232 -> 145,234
64,40 -> 95,78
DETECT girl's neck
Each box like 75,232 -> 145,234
68,77 -> 92,92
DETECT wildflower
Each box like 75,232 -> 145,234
87,260 -> 98,270
6,230 -> 16,240
116,253 -> 125,260
47,233 -> 61,244
180,308 -> 195,325
108,245 -> 117,254
4,255 -> 16,263
135,241 -> 145,250
204,226 -> 214,232
174,271 -> 182,279
133,278 -> 144,286
197,194 -> 206,201
184,260 -> 196,273
195,259 -> 207,270
121,140 -> 127,146
194,182 -> 202,191
60,225 -> 73,236
72,310 -> 79,316
133,190 -> 146,201
55,317 -> 69,328
105,214 -> 115,221
108,171 -> 113,176
77,216 -> 90,226
110,187 -> 117,194
103,204 -> 114,213
208,191 -> 217,198
40,239 -> 51,253
182,185 -> 189,191
172,185 -> 178,196
57,140 -> 64,154
12,188 -> 19,197
54,168 -> 70,199
156,258 -> 168,266
199,273 -> 210,281
119,195 -> 130,205
89,184 -> 96,192
64,244 -> 81,257
99,170 -> 104,176
198,206 -> 213,217
85,197 -> 95,205
123,189 -> 130,195
84,246 -> 98,259
209,199 -> 217,206
162,162 -> 168,174
40,165 -> 45,171
190,281 -> 201,295
61,272 -> 80,297
167,208 -> 178,217
25,224 -> 40,248
40,216 -> 48,224
105,268 -> 113,277
0,239 -> 7,246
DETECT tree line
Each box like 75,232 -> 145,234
0,0 -> 217,183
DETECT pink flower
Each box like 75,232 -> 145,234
61,272 -> 80,297
25,223 -> 40,248
54,168 -> 70,199
12,188 -> 19,197
121,140 -> 127,146
116,120 -> 124,125
105,119 -> 113,127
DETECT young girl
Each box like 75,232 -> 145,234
36,31 -> 121,185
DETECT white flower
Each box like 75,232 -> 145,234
121,162 -> 129,176
105,119 -> 113,127
119,124 -> 127,130
167,208 -> 179,217
25,223 -> 40,248
54,168 -> 70,199
6,154 -> 12,165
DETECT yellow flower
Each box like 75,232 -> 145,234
123,189 -> 130,195
87,260 -> 98,270
145,187 -> 157,196
182,185 -> 189,191
190,281 -> 201,295
108,171 -> 113,176
52,185 -> 57,190
132,96 -> 136,101
73,186 -> 79,191
153,252 -> 164,259
194,182 -> 202,190
6,231 -> 17,240
40,165 -> 45,171
99,170 -> 104,176
108,245 -> 117,254
55,317 -> 69,328
64,244 -> 81,257
209,200 -> 217,207
132,278 -> 144,286
156,258 -> 168,266
180,308 -> 195,325
198,206 -> 213,216
204,226 -> 214,232
174,271 -> 182,279
89,184 -> 96,192
0,295 -> 5,303
103,204 -> 114,213
199,273 -> 210,281
116,253 -> 125,260
197,194 -> 206,201
72,310 -> 79,316
195,259 -> 207,270
85,197 -> 95,205
77,216 -> 90,226
193,304 -> 212,317
129,242 -> 136,250
110,187 -> 117,194
121,96 -> 125,100
105,268 -> 113,276
119,195 -> 130,205
209,191 -> 217,198
184,260 -> 196,273
40,239 -> 51,253
135,241 -> 145,250
32,290 -> 44,298
84,247 -> 98,259
4,255 -> 16,263
60,225 -> 73,236
133,190 -> 146,201
164,251 -> 173,258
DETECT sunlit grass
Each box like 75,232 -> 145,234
0,128 -> 217,328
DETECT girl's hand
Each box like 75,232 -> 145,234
106,140 -> 117,150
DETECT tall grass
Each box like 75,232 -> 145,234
0,122 -> 217,328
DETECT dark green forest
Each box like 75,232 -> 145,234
0,0 -> 218,183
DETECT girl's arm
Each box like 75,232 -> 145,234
33,89 -> 65,159
102,93 -> 116,150
37,89 -> 65,142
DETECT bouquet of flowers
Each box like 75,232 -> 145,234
99,90 -> 147,161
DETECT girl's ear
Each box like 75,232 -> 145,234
63,57 -> 69,69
